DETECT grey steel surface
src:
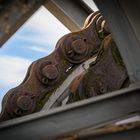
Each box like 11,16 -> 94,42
44,0 -> 93,31
1,0 -> 140,139
78,125 -> 140,140
0,84 -> 140,139
94,0 -> 140,82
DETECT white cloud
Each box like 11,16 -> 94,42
0,55 -> 31,111
0,55 -> 32,87
15,34 -> 56,48
28,45 -> 53,54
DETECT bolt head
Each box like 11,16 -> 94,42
17,95 -> 33,111
72,39 -> 87,54
42,65 -> 58,80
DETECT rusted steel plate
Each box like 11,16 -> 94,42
67,35 -> 129,103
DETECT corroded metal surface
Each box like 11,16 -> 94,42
67,35 -> 129,103
42,57 -> 96,110
0,0 -> 42,47
0,11 -> 109,121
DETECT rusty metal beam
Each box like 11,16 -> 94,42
0,0 -> 42,47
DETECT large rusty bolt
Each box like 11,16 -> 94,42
71,39 -> 87,54
61,37 -> 89,64
42,64 -> 58,80
16,95 -> 33,111
36,61 -> 60,85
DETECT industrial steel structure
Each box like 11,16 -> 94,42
0,0 -> 140,139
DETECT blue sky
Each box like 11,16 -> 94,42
0,6 -> 70,109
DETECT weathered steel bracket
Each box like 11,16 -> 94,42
0,11 -> 110,121
67,35 -> 129,103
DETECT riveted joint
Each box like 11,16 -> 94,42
16,95 -> 33,111
42,64 -> 58,80
36,61 -> 60,86
72,39 -> 87,54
